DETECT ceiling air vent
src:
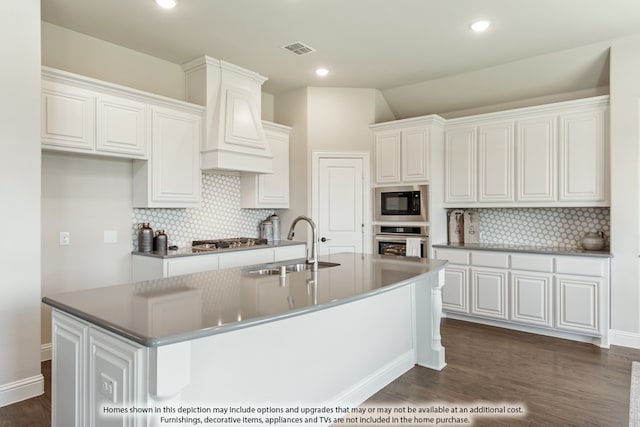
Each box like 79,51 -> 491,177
282,41 -> 316,56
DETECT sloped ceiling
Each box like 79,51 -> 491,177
41,0 -> 636,117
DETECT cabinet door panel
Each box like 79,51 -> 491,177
445,127 -> 476,203
511,272 -> 552,327
478,122 -> 514,202
52,312 -> 87,427
471,268 -> 508,320
96,95 -> 147,158
41,82 -> 95,151
516,116 -> 556,202
558,110 -> 606,202
151,107 -> 201,205
442,266 -> 469,313
401,127 -> 429,182
555,275 -> 600,334
375,131 -> 401,184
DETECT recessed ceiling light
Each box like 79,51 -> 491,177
154,0 -> 177,9
470,20 -> 491,32
315,68 -> 329,77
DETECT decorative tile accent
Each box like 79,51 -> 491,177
474,207 -> 610,247
132,174 -> 276,249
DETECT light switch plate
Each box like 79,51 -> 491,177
104,230 -> 118,244
59,232 -> 70,246
100,373 -> 117,402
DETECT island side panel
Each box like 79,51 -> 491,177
174,285 -> 416,408
414,269 -> 446,370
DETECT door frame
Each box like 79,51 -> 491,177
311,151 -> 372,254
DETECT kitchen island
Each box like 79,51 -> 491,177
43,252 -> 447,427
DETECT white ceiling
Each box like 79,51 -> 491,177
41,0 -> 640,118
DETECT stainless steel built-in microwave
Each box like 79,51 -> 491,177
374,185 -> 428,222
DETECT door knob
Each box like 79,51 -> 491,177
320,237 -> 331,242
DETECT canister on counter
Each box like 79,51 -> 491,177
260,220 -> 274,242
154,230 -> 168,252
138,223 -> 154,252
269,213 -> 281,242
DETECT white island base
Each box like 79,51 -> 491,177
47,254 -> 446,427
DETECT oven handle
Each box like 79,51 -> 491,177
374,234 -> 429,242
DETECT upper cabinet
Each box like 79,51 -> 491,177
240,121 -> 291,209
41,67 -> 204,208
370,116 -> 445,186
42,76 -> 148,158
182,56 -> 272,174
444,96 -> 609,207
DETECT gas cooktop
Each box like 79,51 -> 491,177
191,238 -> 268,252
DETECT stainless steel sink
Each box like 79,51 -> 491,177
246,261 -> 340,275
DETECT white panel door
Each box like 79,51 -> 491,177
96,94 -> 148,158
511,271 -> 552,327
558,109 -> 606,203
316,156 -> 366,255
555,275 -> 600,334
478,122 -> 514,202
401,127 -> 430,182
471,267 -> 508,320
442,265 -> 469,313
444,126 -> 476,203
516,116 -> 556,202
374,130 -> 401,184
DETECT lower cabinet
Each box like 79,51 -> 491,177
471,267 -> 508,320
434,248 -> 610,346
52,311 -> 146,427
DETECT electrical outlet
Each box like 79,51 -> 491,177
59,232 -> 70,246
100,373 -> 117,402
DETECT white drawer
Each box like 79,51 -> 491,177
470,251 -> 509,268
274,244 -> 306,262
434,249 -> 470,265
511,253 -> 554,273
555,256 -> 609,277
166,254 -> 219,277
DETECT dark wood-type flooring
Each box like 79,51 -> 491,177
1,319 -> 638,426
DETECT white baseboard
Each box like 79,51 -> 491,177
41,342 -> 52,362
610,329 -> 640,349
329,350 -> 415,409
0,374 -> 44,408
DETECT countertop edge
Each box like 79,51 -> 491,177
44,256 -> 448,348
432,243 -> 612,258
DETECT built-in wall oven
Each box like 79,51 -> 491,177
375,185 -> 428,222
374,225 -> 429,258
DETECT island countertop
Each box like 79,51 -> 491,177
432,242 -> 612,258
43,253 -> 447,348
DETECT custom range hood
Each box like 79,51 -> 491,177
182,56 -> 272,174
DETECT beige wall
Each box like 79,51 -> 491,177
40,152 -> 134,345
609,34 -> 640,337
0,0 -> 42,406
42,21 -> 185,100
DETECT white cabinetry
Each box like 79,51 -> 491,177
434,248 -> 610,347
131,244 -> 306,282
42,78 -> 148,158
52,311 -> 145,427
444,126 -> 476,203
370,116 -> 445,185
183,56 -> 272,174
42,67 -> 204,208
558,108 -> 607,203
516,116 -> 557,202
443,96 -> 609,207
240,121 -> 291,208
133,106 -> 202,208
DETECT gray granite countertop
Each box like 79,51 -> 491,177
43,253 -> 447,347
433,242 -> 612,258
132,239 -> 305,259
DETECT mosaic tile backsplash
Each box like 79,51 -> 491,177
469,207 -> 610,247
132,174 -> 276,249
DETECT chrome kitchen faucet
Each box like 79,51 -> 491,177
287,216 -> 318,271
